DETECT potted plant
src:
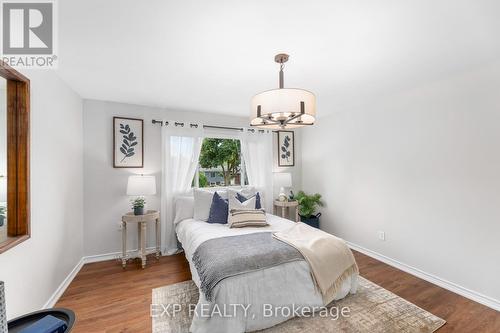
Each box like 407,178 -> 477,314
295,191 -> 324,228
131,197 -> 146,216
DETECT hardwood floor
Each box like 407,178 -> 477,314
56,255 -> 191,332
354,252 -> 500,333
56,251 -> 500,333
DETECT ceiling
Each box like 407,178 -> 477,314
57,0 -> 500,117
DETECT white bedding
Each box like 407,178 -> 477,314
176,214 -> 358,333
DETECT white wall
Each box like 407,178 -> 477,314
301,61 -> 500,304
83,100 -> 302,256
0,70 -> 84,319
273,130 -> 303,199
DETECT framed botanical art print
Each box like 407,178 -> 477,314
277,130 -> 295,167
113,117 -> 144,168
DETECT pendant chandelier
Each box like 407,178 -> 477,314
250,53 -> 316,129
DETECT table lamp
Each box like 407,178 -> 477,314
274,173 -> 292,202
127,175 -> 156,215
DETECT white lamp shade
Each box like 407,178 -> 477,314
251,88 -> 316,129
126,175 -> 156,196
274,172 -> 292,188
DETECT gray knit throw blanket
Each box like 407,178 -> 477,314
192,232 -> 304,302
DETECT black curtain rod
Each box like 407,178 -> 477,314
204,125 -> 243,131
151,119 -> 266,133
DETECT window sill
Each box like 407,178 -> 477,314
0,235 -> 30,254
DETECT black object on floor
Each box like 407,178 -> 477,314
7,308 -> 75,333
300,213 -> 321,229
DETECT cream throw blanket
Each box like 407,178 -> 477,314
273,222 -> 358,305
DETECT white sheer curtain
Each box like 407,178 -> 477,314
240,130 -> 274,212
161,123 -> 203,254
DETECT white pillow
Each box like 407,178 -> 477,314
228,194 -> 256,211
199,187 -> 228,200
173,196 -> 194,225
227,188 -> 239,207
193,188 -> 214,221
227,187 -> 266,210
240,187 -> 256,198
227,187 -> 254,199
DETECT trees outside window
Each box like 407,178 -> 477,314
197,138 -> 245,187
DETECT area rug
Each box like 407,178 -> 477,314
152,276 -> 446,333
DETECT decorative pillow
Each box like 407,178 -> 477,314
228,192 -> 256,212
207,192 -> 229,224
227,186 -> 254,196
200,188 -> 228,200
228,209 -> 268,228
193,188 -> 215,221
239,186 -> 256,198
173,196 -> 194,224
236,192 -> 262,209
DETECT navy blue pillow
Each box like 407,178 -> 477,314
207,192 -> 229,224
236,192 -> 262,209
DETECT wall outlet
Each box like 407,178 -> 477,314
378,231 -> 385,241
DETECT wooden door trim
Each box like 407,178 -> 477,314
0,60 -> 30,254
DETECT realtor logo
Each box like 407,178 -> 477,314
1,0 -> 57,68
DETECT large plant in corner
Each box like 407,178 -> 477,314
295,191 -> 323,228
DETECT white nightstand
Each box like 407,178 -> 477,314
273,200 -> 300,222
121,210 -> 160,269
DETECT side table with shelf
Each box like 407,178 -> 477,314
121,210 -> 160,269
273,200 -> 300,222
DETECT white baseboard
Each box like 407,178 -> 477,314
46,243 -> 500,312
83,246 -> 158,264
347,241 -> 500,312
44,247 -> 159,308
43,257 -> 84,309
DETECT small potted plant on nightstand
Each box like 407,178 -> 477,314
131,197 -> 146,216
295,191 -> 324,228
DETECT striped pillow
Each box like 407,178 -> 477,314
228,209 -> 268,228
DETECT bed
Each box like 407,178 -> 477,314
174,195 -> 358,333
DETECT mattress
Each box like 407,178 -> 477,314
175,214 -> 358,333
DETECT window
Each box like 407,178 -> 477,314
195,138 -> 247,188
0,62 -> 30,254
